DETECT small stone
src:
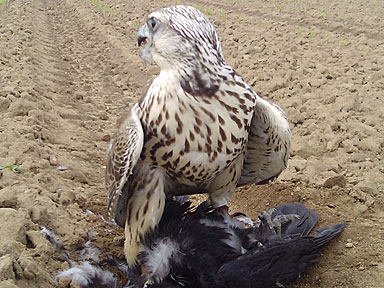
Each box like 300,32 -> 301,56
323,175 -> 347,188
309,78 -> 327,88
0,98 -> 11,112
60,191 -> 76,205
102,134 -> 111,142
351,154 -> 367,163
323,95 -> 336,104
99,114 -> 109,120
289,158 -> 307,171
49,155 -> 58,166
75,170 -> 88,184
345,243 -> 354,248
327,137 -> 342,152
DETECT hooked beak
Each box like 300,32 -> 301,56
137,23 -> 151,47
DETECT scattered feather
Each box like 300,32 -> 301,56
40,226 -> 64,250
56,261 -> 120,288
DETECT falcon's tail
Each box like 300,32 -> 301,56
123,166 -> 166,267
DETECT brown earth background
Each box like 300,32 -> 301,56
0,0 -> 383,287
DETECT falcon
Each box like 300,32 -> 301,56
106,5 -> 291,267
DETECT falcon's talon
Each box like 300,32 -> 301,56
215,205 -> 229,214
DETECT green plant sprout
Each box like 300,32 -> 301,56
309,28 -> 315,38
92,0 -> 102,9
340,39 -> 345,47
0,165 -> 24,173
296,26 -> 301,35
220,11 -> 227,18
360,46 -> 369,52
198,6 -> 214,15
132,20 -> 140,29
108,8 -> 117,16
91,0 -> 117,16
0,0 -> 8,6
104,101 -> 133,112
238,15 -> 246,23
105,105 -> 123,112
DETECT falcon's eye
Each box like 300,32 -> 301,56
149,17 -> 157,29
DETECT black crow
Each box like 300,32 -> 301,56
128,200 -> 345,288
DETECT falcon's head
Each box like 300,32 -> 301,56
137,5 -> 224,70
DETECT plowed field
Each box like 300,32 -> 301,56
0,0 -> 383,287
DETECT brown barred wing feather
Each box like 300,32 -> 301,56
106,104 -> 144,227
238,98 -> 291,186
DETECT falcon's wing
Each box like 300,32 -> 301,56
106,104 -> 144,226
238,98 -> 291,186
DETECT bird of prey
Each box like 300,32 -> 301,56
128,200 -> 346,288
106,5 -> 291,267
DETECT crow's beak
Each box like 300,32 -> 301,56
137,23 -> 151,47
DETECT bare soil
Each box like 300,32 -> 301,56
0,0 -> 383,287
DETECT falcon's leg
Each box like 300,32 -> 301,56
213,205 -> 229,215
124,166 -> 165,267
208,155 -> 244,208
